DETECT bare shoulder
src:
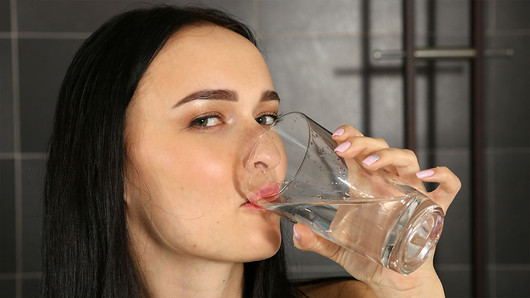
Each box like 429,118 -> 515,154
296,279 -> 376,298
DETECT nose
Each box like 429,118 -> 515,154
245,127 -> 282,173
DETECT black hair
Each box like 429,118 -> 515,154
42,5 -> 294,297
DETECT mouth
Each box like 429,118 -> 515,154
243,184 -> 282,209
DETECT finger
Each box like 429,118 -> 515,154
334,137 -> 390,160
416,166 -> 461,212
331,125 -> 363,142
292,223 -> 342,259
292,223 -> 381,281
360,148 -> 422,188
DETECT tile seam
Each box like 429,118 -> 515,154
9,0 -> 22,297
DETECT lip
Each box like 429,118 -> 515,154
244,184 -> 282,209
241,201 -> 266,209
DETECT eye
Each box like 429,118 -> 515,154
255,114 -> 278,126
189,114 -> 223,128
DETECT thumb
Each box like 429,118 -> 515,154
292,223 -> 348,265
292,223 -> 382,282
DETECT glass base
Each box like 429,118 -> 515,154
383,195 -> 444,275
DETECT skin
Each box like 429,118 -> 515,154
123,23 -> 461,298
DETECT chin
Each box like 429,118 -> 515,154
239,226 -> 282,262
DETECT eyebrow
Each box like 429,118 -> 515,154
173,89 -> 280,108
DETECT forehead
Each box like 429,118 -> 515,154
138,23 -> 271,92
152,24 -> 263,72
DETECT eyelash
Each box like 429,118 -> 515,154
188,112 -> 281,129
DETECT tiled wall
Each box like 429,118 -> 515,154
0,0 -> 528,297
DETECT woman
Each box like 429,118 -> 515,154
42,5 -> 461,297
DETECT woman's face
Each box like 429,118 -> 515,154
124,24 -> 283,263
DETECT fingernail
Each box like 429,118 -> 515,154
334,141 -> 351,153
293,226 -> 301,242
362,154 -> 380,166
416,169 -> 435,179
332,128 -> 345,137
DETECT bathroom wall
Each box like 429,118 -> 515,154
0,0 -> 528,297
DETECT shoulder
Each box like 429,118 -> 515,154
295,279 -> 376,298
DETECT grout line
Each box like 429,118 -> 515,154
435,264 -> 472,271
0,152 -> 48,159
490,0 -> 497,34
1,30 -> 527,41
17,31 -> 91,39
253,0 -> 259,36
0,272 -> 42,280
487,264 -> 530,271
488,4 -> 497,292
418,147 -> 530,156
0,31 -> 91,39
485,29 -> 530,37
9,0 -> 22,296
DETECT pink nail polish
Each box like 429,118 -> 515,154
362,154 -> 380,166
334,141 -> 351,153
332,128 -> 345,137
293,226 -> 301,242
416,169 -> 435,179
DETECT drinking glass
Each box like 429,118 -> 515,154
245,112 -> 444,275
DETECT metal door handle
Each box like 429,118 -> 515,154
373,48 -> 514,60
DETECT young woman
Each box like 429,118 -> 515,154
42,5 -> 461,297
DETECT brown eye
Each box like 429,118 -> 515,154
255,114 -> 277,126
190,115 -> 222,128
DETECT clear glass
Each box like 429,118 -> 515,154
245,112 -> 444,275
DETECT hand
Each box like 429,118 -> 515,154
292,125 -> 461,297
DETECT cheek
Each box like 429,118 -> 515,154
141,142 -> 238,218
128,132 -> 281,260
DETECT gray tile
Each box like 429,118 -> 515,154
495,0 -> 530,31
261,35 -> 365,133
22,278 -> 40,298
194,0 -> 255,30
367,36 -> 404,147
21,159 -> 46,272
0,0 -> 10,31
0,160 -> 15,273
369,0 -> 402,35
416,60 -> 471,150
0,39 -> 13,153
486,35 -> 530,149
495,269 -> 530,297
0,279 -> 15,298
369,70 -> 404,147
416,0 -> 470,39
19,39 -> 84,152
259,0 -> 362,36
17,0 -> 254,33
18,1 -> 149,32
485,0 -> 496,32
492,152 -> 530,263
437,269 -> 472,298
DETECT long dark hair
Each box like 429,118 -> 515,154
42,5 -> 293,297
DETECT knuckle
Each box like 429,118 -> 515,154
454,175 -> 462,190
374,138 -> 389,147
436,166 -> 462,190
402,148 -> 417,159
